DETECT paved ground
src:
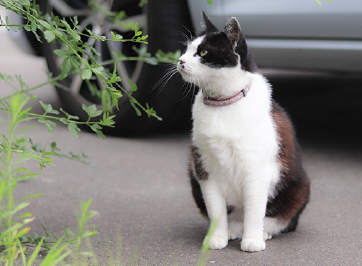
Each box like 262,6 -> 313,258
1,27 -> 362,265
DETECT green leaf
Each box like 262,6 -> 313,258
45,120 -> 57,134
101,90 -> 108,107
16,227 -> 32,239
138,0 -> 148,7
127,78 -> 138,92
44,30 -> 55,42
90,124 -> 105,140
38,19 -> 50,29
16,172 -> 41,181
14,212 -> 33,220
60,108 -> 79,120
22,0 -> 31,6
54,49 -> 69,58
130,100 -> 141,116
81,150 -> 89,160
68,123 -> 80,138
101,112 -> 115,127
207,0 -> 213,4
40,241 -> 71,266
61,58 -> 72,78
82,104 -> 102,118
144,57 -> 158,65
91,66 -> 104,74
38,117 -> 46,124
24,25 -> 31,32
38,117 -> 57,133
14,202 -> 30,213
59,117 -> 68,125
16,193 -> 43,202
315,0 -> 322,5
39,101 -> 59,115
82,69 -> 92,80
70,56 -> 80,69
27,239 -> 44,266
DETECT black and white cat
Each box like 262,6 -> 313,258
177,13 -> 310,252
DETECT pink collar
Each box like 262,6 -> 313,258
203,83 -> 251,107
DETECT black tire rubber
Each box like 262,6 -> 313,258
40,0 -> 194,136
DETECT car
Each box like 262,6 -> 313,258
7,0 -> 362,135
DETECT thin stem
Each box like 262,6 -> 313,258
4,102 -> 16,262
1,76 -> 60,101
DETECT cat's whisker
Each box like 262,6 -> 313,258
177,40 -> 189,46
181,25 -> 197,41
191,83 -> 199,103
152,66 -> 178,96
179,82 -> 192,102
192,69 -> 209,90
179,79 -> 198,102
179,31 -> 191,45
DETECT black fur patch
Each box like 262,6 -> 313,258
190,145 -> 209,181
196,14 -> 256,72
197,32 -> 238,69
266,101 -> 311,231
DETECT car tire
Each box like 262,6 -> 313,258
39,0 -> 194,136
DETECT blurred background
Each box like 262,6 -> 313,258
4,0 -> 362,139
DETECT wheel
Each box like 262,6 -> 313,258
39,0 -> 194,136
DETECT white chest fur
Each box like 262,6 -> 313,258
192,73 -> 280,203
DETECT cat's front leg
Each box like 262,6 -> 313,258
240,180 -> 269,252
199,179 -> 229,250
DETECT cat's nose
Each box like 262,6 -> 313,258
178,59 -> 185,65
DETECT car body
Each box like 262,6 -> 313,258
188,0 -> 362,73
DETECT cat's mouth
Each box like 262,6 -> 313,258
177,64 -> 197,84
177,64 -> 188,76
177,64 -> 185,72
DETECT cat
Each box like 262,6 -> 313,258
176,12 -> 310,252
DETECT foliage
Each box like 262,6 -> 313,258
0,0 -> 180,264
315,0 -> 332,6
0,90 -> 99,265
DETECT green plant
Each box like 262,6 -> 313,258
0,0 -> 180,264
0,91 -> 99,265
315,0 -> 332,6
196,219 -> 216,266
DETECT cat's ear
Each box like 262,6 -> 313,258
201,11 -> 219,33
224,17 -> 242,45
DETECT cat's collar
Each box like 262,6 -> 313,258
203,83 -> 251,107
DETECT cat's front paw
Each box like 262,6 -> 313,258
204,235 -> 228,250
240,238 -> 265,252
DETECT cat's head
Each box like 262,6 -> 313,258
177,12 -> 255,90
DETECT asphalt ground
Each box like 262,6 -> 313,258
1,27 -> 362,265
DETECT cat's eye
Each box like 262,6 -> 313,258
200,50 -> 208,57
